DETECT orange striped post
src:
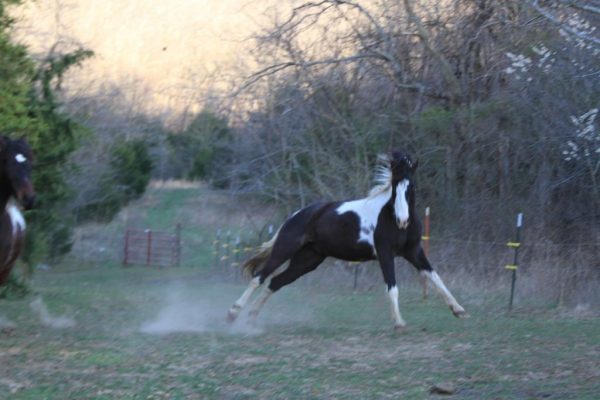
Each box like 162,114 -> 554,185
421,207 -> 430,300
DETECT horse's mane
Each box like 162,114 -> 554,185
368,154 -> 392,198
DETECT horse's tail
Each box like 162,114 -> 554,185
242,228 -> 280,277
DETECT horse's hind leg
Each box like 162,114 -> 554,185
404,246 -> 468,318
227,249 -> 289,322
248,246 -> 325,323
227,276 -> 262,322
227,226 -> 306,322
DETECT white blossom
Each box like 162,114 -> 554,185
531,44 -> 555,73
559,13 -> 597,52
563,108 -> 599,161
504,52 -> 532,79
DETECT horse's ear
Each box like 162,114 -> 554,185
412,158 -> 419,170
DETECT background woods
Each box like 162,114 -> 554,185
0,0 -> 598,303
231,0 -> 599,242
0,2 -> 599,397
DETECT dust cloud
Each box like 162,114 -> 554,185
0,316 -> 15,330
29,297 -> 76,329
140,283 -> 314,336
140,285 -> 262,335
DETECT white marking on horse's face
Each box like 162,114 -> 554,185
394,180 -> 410,229
7,203 -> 26,234
15,154 -> 27,163
335,188 -> 392,252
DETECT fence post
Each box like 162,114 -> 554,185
123,230 -> 130,267
213,229 -> 221,269
420,207 -> 431,300
174,223 -> 181,267
223,230 -> 231,264
506,212 -> 523,312
353,262 -> 360,291
146,229 -> 152,266
233,236 -> 241,265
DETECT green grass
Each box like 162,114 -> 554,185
4,185 -> 598,398
74,184 -> 276,272
142,188 -> 199,229
1,265 -> 598,399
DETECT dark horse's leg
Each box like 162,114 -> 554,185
248,246 -> 325,322
403,245 -> 468,318
227,222 -> 308,322
0,267 -> 11,286
376,246 -> 407,331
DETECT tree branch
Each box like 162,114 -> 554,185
527,0 -> 600,45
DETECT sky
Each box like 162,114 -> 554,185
11,0 -> 282,119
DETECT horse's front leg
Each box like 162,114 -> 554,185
377,247 -> 406,331
405,246 -> 468,318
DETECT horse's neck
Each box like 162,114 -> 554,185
406,184 -> 416,215
0,183 -> 13,211
365,186 -> 394,209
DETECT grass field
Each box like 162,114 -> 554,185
2,184 -> 599,399
1,262 -> 598,399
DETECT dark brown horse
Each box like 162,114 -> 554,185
0,136 -> 35,285
228,150 -> 467,331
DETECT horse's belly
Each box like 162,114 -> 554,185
310,204 -> 377,261
315,239 -> 375,262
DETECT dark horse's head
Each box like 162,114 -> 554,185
388,150 -> 418,228
389,149 -> 418,184
0,136 -> 35,210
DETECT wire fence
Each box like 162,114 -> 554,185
69,211 -> 599,307
209,214 -> 600,308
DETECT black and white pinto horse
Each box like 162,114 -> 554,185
0,136 -> 35,285
227,150 -> 467,331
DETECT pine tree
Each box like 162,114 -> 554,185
0,0 -> 92,273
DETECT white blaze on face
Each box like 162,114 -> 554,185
335,189 -> 392,251
15,154 -> 27,163
394,179 -> 410,229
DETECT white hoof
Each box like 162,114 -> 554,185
451,307 -> 469,319
227,305 -> 241,323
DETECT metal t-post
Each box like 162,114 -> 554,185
507,213 -> 523,312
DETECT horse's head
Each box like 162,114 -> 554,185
389,150 -> 417,229
0,136 -> 35,210
390,149 -> 418,184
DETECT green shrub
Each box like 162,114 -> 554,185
76,139 -> 153,222
167,110 -> 233,187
